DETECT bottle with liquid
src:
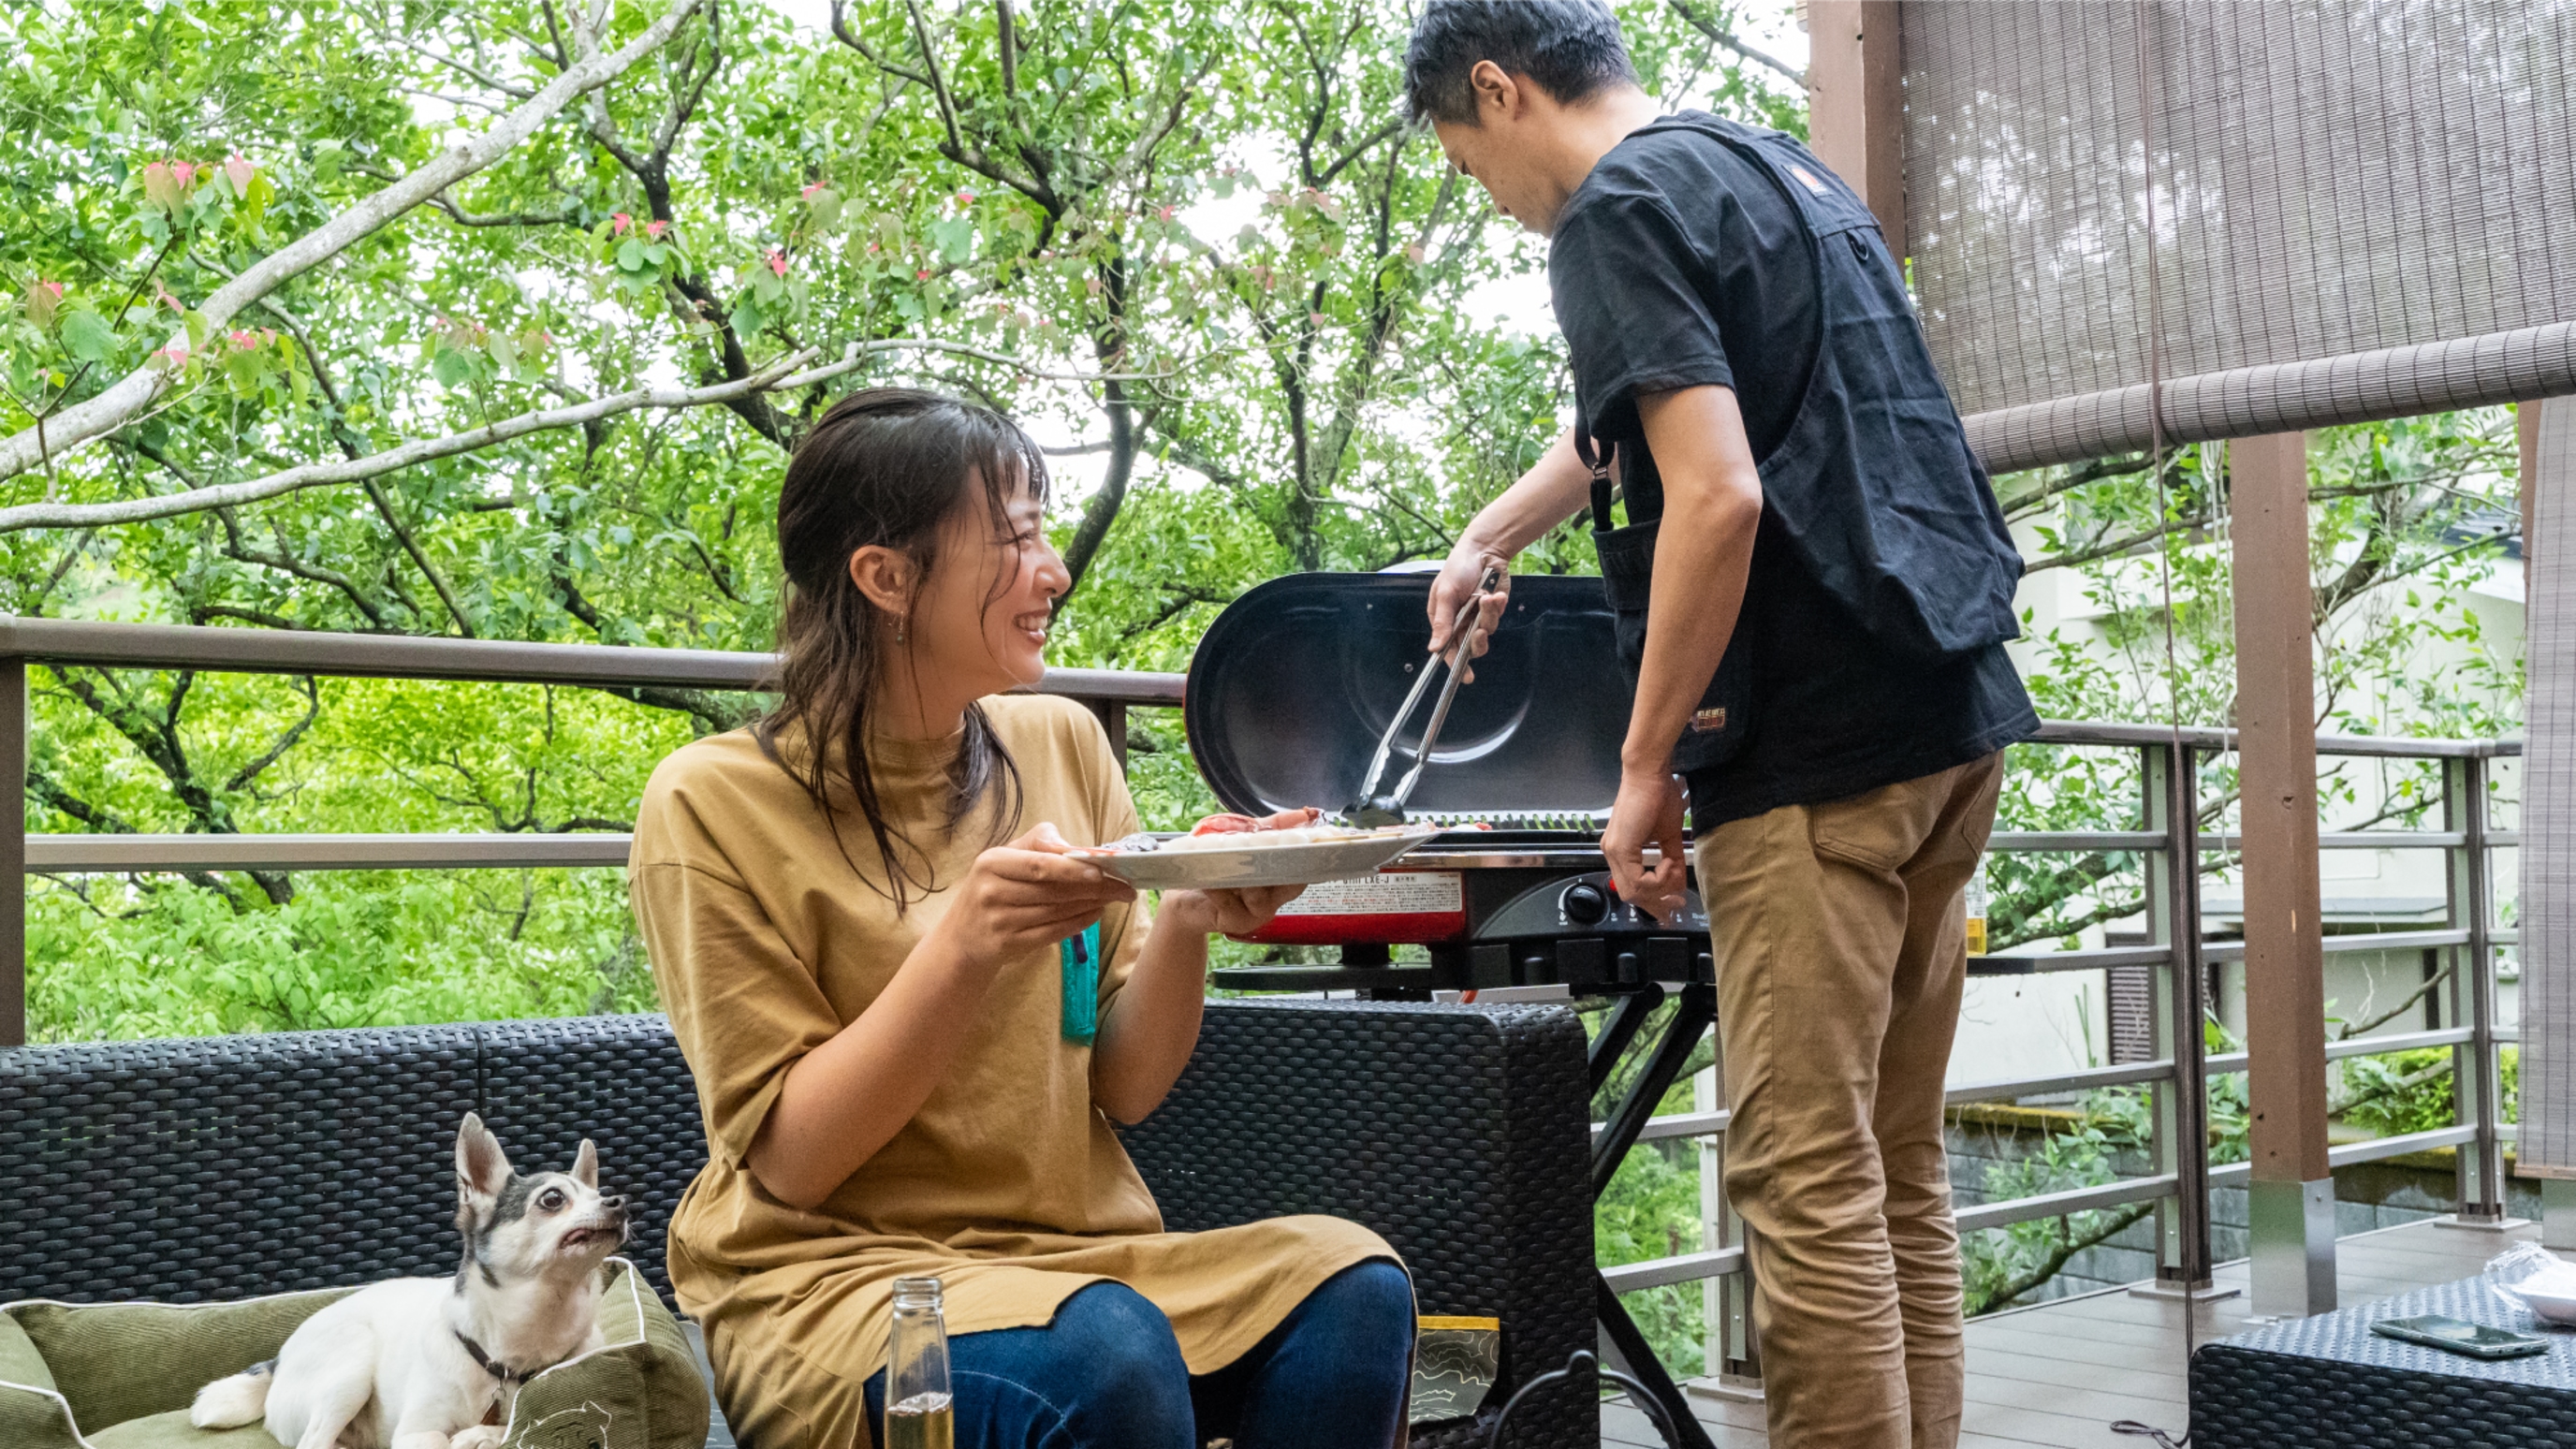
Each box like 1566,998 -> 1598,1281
1964,868 -> 1989,958
884,1276 -> 954,1449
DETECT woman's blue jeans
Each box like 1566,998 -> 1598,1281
861,1259 -> 1414,1448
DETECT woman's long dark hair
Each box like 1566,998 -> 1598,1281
757,387 -> 1052,909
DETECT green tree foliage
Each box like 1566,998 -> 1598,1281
0,0 -> 1796,1048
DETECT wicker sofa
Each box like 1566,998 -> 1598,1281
0,999 -> 1594,1449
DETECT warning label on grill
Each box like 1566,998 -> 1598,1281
1273,871 -> 1465,915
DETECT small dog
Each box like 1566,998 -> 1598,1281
191,1113 -> 630,1449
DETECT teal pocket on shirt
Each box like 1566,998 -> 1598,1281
1061,922 -> 1101,1045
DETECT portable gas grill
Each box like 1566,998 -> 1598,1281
1184,571 -> 1726,1449
1186,572 -> 1715,998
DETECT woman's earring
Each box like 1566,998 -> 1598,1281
893,620 -> 906,645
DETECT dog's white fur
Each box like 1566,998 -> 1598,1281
189,1114 -> 628,1449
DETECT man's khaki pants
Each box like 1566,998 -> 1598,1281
1691,754 -> 2004,1449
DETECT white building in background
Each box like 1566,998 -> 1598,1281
1955,521 -> 2526,1091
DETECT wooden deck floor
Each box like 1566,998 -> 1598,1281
1603,1215 -> 2538,1449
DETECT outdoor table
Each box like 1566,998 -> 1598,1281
2193,1272 -> 2576,1447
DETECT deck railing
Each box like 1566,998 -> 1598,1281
0,617 -> 1180,1046
0,621 -> 2523,1378
1605,720 -> 2520,1382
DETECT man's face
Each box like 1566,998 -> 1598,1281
1433,117 -> 1558,236
1428,63 -> 1573,237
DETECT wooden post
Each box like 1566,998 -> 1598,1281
1086,697 -> 1128,769
2231,432 -> 2334,1316
1805,0 -> 1907,257
2520,396 -> 2576,1247
2526,402 -> 2543,573
0,658 -> 22,1048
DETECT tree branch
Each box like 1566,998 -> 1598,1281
0,0 -> 709,483
222,677 -> 322,793
1666,0 -> 1808,85
1975,1202 -> 2156,1313
0,351 -> 814,534
360,477 -> 476,637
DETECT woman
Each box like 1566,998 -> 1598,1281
630,388 -> 1414,1449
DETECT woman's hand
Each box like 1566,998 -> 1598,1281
1163,882 -> 1308,937
1160,805 -> 1320,937
933,822 -> 1136,973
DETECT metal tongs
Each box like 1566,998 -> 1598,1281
1341,567 -> 1501,827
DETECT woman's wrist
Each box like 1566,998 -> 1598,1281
912,913 -> 1003,985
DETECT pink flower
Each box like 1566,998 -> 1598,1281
801,183 -> 825,199
170,160 -> 198,189
224,153 -> 255,195
610,212 -> 633,237
916,269 -> 932,281
1404,242 -> 1427,265
227,329 -> 259,348
155,285 -> 184,314
150,344 -> 190,370
955,189 -> 976,205
1310,311 -> 1328,326
644,219 -> 668,241
1157,205 -> 1176,222
767,249 -> 790,277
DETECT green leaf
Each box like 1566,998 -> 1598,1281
728,299 -> 763,337
431,348 -> 476,388
58,309 -> 115,362
617,238 -> 648,271
930,216 -> 975,265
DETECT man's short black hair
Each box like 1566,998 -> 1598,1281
1403,0 -> 1639,125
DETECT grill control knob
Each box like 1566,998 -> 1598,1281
1560,883 -> 1610,926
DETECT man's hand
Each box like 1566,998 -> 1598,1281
1602,767 -> 1689,924
1426,536 -> 1512,678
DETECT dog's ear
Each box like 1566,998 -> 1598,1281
570,1138 -> 599,1191
455,1112 -> 515,1203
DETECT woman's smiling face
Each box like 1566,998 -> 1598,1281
906,462 -> 1066,695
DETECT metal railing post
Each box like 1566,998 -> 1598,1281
2144,739 -> 2215,1287
2448,753 -> 2509,1223
0,656 -> 22,1047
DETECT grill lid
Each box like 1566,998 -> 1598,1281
1184,572 -> 1632,820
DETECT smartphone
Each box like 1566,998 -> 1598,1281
2370,1314 -> 2552,1359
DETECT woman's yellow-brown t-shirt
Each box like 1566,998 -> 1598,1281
628,694 -> 1395,1449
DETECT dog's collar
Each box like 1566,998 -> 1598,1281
455,1329 -> 561,1386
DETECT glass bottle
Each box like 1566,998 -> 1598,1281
884,1277 -> 954,1449
1964,867 -> 1990,958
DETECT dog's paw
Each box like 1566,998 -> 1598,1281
445,1427 -> 508,1449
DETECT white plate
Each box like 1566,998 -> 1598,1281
1093,827 -> 1439,890
2519,1284 -> 2576,1325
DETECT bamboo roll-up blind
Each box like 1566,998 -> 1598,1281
1903,0 -> 2576,474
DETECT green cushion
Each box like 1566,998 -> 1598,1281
0,1310 -> 80,1449
2,1262 -> 707,1449
509,1260 -> 710,1449
0,1383 -> 85,1449
0,1311 -> 56,1395
7,1286 -> 350,1435
85,1408 -> 283,1449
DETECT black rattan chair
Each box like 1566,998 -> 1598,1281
0,1002 -> 1591,1449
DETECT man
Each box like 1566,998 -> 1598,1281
1404,5 -> 2037,1446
